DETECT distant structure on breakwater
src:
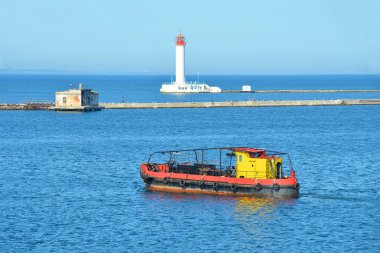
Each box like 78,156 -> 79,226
51,83 -> 104,112
160,34 -> 222,93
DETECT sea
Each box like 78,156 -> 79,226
0,74 -> 379,252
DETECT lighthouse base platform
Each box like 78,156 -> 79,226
160,82 -> 221,93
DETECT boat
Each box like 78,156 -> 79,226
140,147 -> 300,198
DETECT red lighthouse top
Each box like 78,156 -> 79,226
176,34 -> 186,46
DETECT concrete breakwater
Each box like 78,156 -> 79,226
100,99 -> 380,109
226,89 -> 380,93
0,103 -> 53,110
1,99 -> 380,110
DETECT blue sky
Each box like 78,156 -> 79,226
0,0 -> 379,74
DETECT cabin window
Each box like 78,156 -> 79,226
239,155 -> 242,162
62,97 -> 66,104
250,152 -> 260,158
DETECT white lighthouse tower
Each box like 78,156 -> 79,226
160,34 -> 221,93
175,34 -> 186,85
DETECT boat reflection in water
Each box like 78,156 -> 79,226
234,197 -> 278,217
233,196 -> 297,238
141,189 -> 296,230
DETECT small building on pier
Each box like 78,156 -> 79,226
53,83 -> 103,111
242,85 -> 252,92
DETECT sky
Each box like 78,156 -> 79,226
0,0 -> 379,74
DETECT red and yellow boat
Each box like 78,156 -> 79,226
140,147 -> 300,198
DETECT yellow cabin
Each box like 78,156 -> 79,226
234,148 -> 283,179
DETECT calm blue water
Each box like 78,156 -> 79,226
0,75 -> 379,252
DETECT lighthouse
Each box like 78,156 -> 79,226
175,34 -> 186,84
160,34 -> 221,93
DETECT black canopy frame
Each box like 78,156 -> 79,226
147,147 -> 294,171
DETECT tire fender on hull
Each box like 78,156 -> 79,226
273,183 -> 280,191
255,183 -> 262,191
213,183 -> 219,192
179,180 -> 186,189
